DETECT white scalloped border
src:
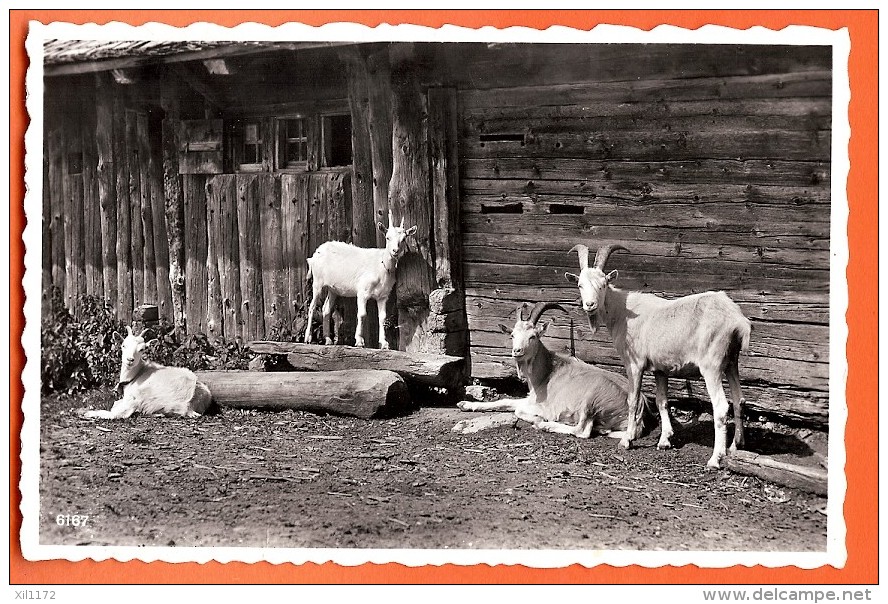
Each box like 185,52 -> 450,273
21,18 -> 851,570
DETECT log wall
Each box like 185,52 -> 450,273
457,44 -> 832,427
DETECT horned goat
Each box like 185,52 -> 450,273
455,301 -> 656,439
81,326 -> 213,419
304,211 -> 417,350
565,243 -> 751,468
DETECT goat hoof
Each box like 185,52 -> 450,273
706,456 -> 723,470
618,437 -> 632,450
324,338 -> 334,345
657,439 -> 673,450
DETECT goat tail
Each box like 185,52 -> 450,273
736,318 -> 752,352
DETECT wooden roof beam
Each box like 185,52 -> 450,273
44,41 -> 358,78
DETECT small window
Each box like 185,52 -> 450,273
321,114 -> 352,168
231,119 -> 264,172
277,117 -> 308,170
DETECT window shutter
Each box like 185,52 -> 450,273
176,119 -> 224,174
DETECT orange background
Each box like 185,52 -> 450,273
9,10 -> 878,585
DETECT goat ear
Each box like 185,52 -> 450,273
112,331 -> 124,345
377,222 -> 387,234
405,225 -> 417,236
606,269 -> 619,283
145,338 -> 158,348
564,272 -> 579,284
498,324 -> 511,334
537,322 -> 550,336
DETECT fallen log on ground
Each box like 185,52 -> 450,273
724,449 -> 828,496
248,341 -> 467,389
195,369 -> 412,419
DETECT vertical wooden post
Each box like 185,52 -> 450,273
147,109 -> 173,319
217,174 -> 243,340
183,174 -> 208,334
259,174 -> 287,336
366,46 -> 394,248
159,73 -> 187,335
205,177 -> 224,341
136,112 -> 158,306
427,86 -> 469,359
46,126 -> 66,300
114,91 -> 133,320
342,49 -> 375,248
125,109 -> 145,309
237,174 -> 265,340
81,82 -> 103,300
280,174 -> 309,336
64,92 -> 87,314
388,44 -> 435,352
95,73 -> 118,311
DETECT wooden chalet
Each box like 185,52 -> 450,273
41,40 -> 832,427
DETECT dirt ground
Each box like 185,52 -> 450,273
39,390 -> 828,551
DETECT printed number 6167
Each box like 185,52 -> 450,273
55,514 -> 89,527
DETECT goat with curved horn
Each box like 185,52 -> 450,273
593,243 -> 629,270
454,297 -> 656,440
564,241 -> 752,469
528,301 -> 568,325
568,244 -> 590,271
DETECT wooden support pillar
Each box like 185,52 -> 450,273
160,73 -> 187,336
388,43 -> 435,353
366,45 -> 394,248
95,73 -> 118,312
113,89 -> 133,321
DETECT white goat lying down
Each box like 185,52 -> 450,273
304,211 -> 417,350
565,243 -> 752,468
82,326 -> 212,420
456,301 -> 656,439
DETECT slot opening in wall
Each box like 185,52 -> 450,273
548,203 -> 584,214
481,203 -> 524,214
479,133 -> 526,146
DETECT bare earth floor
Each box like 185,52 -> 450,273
39,393 -> 828,551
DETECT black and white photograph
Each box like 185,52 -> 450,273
21,20 -> 849,568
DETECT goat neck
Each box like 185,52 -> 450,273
515,340 -> 554,390
380,247 -> 401,274
598,284 -> 630,348
118,356 -> 145,386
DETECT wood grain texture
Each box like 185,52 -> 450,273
236,174 -> 266,340
195,369 -> 412,419
723,450 -> 828,496
249,341 -> 467,389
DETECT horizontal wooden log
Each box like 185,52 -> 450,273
459,71 -> 832,110
464,113 -> 831,139
248,341 -> 467,389
441,44 -> 831,91
462,208 -> 829,241
462,129 -> 830,162
463,261 -> 827,300
195,369 -> 411,419
461,158 -> 831,189
462,232 -> 829,269
723,450 -> 828,496
462,98 -> 832,126
463,226 -> 827,258
462,180 -> 830,206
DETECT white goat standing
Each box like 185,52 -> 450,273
304,212 -> 416,350
565,243 -> 751,468
455,301 -> 656,439
81,326 -> 212,419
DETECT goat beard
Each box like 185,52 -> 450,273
585,311 -> 600,335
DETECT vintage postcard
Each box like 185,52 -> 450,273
14,10 -> 870,583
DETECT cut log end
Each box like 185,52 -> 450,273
724,449 -> 828,497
